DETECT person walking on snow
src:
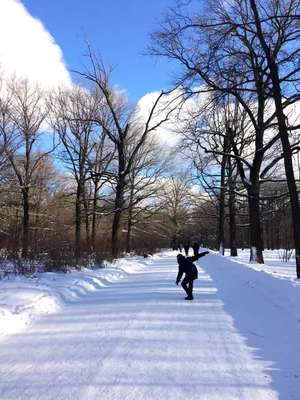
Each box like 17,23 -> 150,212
192,242 -> 200,256
175,251 -> 209,300
183,243 -> 189,256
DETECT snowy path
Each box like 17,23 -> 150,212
0,251 -> 299,399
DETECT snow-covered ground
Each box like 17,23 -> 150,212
0,257 -> 145,337
0,249 -> 299,399
224,248 -> 297,280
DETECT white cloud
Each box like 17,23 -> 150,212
136,87 -> 213,150
0,0 -> 71,88
137,90 -> 184,148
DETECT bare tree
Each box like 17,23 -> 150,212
149,3 -> 269,262
49,84 -> 104,258
26,154 -> 59,255
0,77 -> 49,258
50,84 -> 112,257
88,131 -> 116,250
247,0 -> 300,277
178,92 -> 252,256
76,42 -> 183,257
159,174 -> 192,245
148,0 -> 300,266
123,138 -> 172,253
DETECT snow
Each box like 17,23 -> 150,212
224,248 -> 297,280
251,246 -> 257,262
0,258 -> 143,337
0,249 -> 299,399
219,242 -> 224,255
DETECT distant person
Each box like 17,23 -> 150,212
183,243 -> 189,256
179,243 -> 182,253
175,251 -> 209,300
192,242 -> 200,256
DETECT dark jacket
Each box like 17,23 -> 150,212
176,253 -> 207,284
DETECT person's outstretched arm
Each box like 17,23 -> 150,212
187,251 -> 209,263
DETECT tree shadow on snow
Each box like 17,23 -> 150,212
203,252 -> 300,400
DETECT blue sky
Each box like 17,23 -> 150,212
21,0 -> 176,101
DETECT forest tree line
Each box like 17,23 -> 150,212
149,0 -> 300,278
1,0 -> 300,278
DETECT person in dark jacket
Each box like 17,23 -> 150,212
175,251 -> 209,300
192,242 -> 200,256
183,243 -> 189,256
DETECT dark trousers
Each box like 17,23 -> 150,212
182,276 -> 195,297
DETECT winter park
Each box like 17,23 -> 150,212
0,0 -> 300,399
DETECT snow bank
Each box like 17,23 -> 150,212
0,256 -> 148,339
221,248 -> 300,322
224,248 -> 298,280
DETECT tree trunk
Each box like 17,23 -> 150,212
83,187 -> 91,252
111,174 -> 126,258
240,227 -> 244,250
22,188 -> 29,258
248,186 -> 264,263
12,208 -> 20,256
91,178 -> 99,250
265,218 -> 270,250
272,90 -> 300,277
125,208 -> 133,254
33,210 -> 40,255
270,216 -> 274,250
276,222 -> 280,250
218,137 -> 228,255
75,183 -> 83,259
125,177 -> 135,254
85,206 -> 90,252
250,0 -> 300,277
218,188 -> 225,255
229,185 -> 237,256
